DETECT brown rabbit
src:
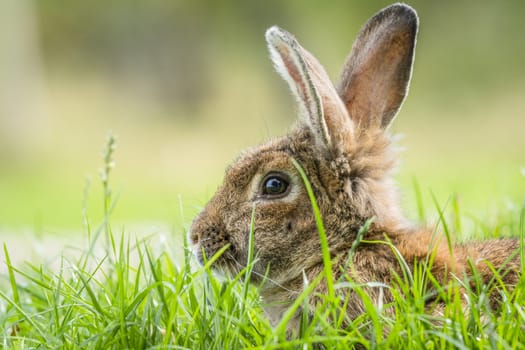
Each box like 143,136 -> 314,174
189,3 -> 521,335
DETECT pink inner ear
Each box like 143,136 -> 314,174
275,43 -> 317,118
337,5 -> 418,130
344,30 -> 414,129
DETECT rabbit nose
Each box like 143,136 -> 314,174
189,221 -> 201,245
189,229 -> 199,245
189,212 -> 217,245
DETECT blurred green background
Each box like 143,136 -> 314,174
0,0 -> 524,235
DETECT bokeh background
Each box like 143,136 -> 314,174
1,0 -> 524,240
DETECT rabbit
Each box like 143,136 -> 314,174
189,3 -> 521,336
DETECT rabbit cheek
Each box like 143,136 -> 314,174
250,212 -> 313,277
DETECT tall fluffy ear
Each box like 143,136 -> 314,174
337,3 -> 418,130
266,26 -> 353,153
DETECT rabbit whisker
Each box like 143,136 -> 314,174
226,252 -> 301,294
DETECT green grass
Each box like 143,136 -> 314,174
1,137 -> 525,349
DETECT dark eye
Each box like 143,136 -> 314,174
261,173 -> 290,197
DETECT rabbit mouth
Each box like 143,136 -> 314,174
193,241 -> 241,275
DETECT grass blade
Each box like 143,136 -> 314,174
3,244 -> 20,307
292,158 -> 334,300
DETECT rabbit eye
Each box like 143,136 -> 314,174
261,173 -> 290,197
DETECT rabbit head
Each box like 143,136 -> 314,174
190,4 -> 418,287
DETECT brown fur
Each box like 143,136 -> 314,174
189,3 -> 522,336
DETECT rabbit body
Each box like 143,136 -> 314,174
189,3 -> 521,333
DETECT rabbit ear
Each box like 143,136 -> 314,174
266,26 -> 353,153
337,4 -> 418,130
